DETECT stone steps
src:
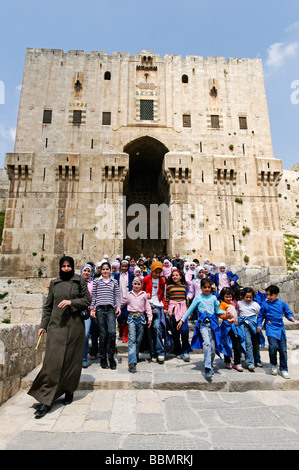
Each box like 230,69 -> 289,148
21,330 -> 299,393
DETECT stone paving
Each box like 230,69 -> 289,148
1,332 -> 299,451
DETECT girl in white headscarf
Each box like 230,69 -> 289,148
185,261 -> 197,286
134,265 -> 143,279
212,263 -> 239,294
111,261 -> 120,278
183,261 -> 190,275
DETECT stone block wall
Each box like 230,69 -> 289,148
0,323 -> 46,406
236,266 -> 299,318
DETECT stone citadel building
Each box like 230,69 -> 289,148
0,48 -> 286,277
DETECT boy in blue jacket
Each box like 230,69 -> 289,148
257,285 -> 295,379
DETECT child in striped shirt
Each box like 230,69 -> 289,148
90,262 -> 121,370
166,269 -> 191,361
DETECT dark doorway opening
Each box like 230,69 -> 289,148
123,136 -> 169,259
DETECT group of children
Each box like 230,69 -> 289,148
80,256 -> 296,381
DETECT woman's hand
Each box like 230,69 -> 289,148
38,328 -> 45,337
90,309 -> 96,318
58,299 -> 72,308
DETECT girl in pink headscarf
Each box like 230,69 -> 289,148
162,259 -> 173,280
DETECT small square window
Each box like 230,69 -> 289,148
211,115 -> 220,129
140,100 -> 154,120
239,116 -> 247,129
102,112 -> 111,125
183,114 -> 191,127
43,109 -> 52,124
73,110 -> 82,125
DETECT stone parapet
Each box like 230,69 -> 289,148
11,294 -> 45,324
0,323 -> 45,406
236,266 -> 299,318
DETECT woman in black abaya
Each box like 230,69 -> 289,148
28,256 -> 91,418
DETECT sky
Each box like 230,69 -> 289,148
0,0 -> 298,169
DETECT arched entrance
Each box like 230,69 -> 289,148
123,136 -> 169,259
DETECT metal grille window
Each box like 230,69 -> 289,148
73,110 -> 82,125
43,109 -> 52,124
239,116 -> 248,129
140,100 -> 154,120
102,112 -> 111,125
183,114 -> 191,127
211,114 -> 220,129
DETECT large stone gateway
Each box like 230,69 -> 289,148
0,48 -> 286,277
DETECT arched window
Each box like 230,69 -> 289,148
104,71 -> 111,80
182,74 -> 188,83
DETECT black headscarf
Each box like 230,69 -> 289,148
59,256 -> 75,281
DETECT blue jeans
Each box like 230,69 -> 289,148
127,314 -> 146,365
96,305 -> 116,360
244,323 -> 261,366
146,306 -> 165,358
199,321 -> 215,370
83,317 -> 91,361
83,317 -> 100,360
268,334 -> 288,371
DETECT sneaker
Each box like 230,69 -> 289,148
183,353 -> 190,362
128,363 -> 137,373
176,354 -> 183,359
255,362 -> 263,368
233,364 -> 243,372
225,362 -> 232,369
271,366 -> 278,376
205,368 -> 213,380
151,357 -> 157,363
248,364 -> 255,372
281,370 -> 290,379
82,360 -> 88,368
158,355 -> 165,364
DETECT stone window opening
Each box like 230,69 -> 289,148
239,116 -> 247,129
104,71 -> 111,80
74,79 -> 82,92
232,234 -> 236,251
211,115 -> 220,129
73,110 -> 82,125
182,114 -> 191,127
102,112 -> 111,125
43,109 -> 52,124
210,85 -> 217,97
182,74 -> 188,83
140,100 -> 154,121
142,56 -> 153,66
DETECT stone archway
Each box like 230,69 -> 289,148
123,136 -> 169,259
